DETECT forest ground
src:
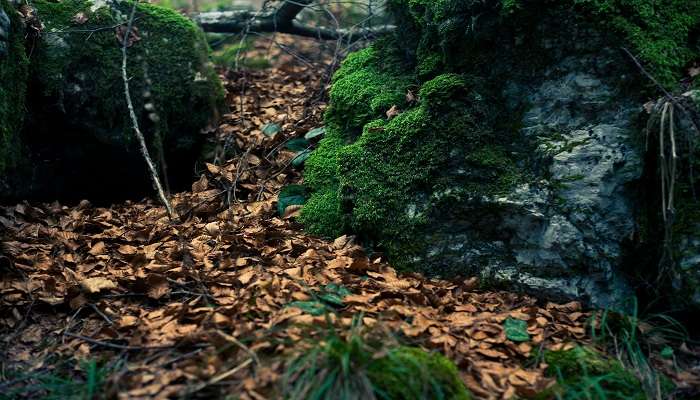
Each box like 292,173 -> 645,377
1,36 -> 699,399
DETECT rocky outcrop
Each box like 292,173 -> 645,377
300,0 -> 700,309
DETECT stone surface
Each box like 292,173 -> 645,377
480,52 -> 642,307
407,57 -> 644,305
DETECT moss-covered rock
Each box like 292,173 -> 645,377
0,0 -> 29,178
539,346 -> 645,399
301,0 -> 700,308
2,0 -> 224,200
368,346 -> 471,400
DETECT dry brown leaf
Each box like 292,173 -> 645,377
80,277 -> 117,294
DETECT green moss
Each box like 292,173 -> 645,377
0,0 -> 29,176
303,57 -> 521,274
368,346 -> 471,400
418,73 -> 467,105
324,46 -> 414,139
572,0 -> 700,88
284,323 -> 470,400
391,0 -> 700,89
539,346 -> 645,400
29,0 -> 224,151
299,133 -> 346,237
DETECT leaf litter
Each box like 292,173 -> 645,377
2,36 -> 699,399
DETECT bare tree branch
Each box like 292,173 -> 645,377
274,0 -> 314,25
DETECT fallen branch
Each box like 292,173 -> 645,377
192,6 -> 394,41
121,3 -> 175,219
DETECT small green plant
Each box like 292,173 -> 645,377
282,317 -> 470,400
0,358 -> 115,400
211,37 -> 271,70
583,298 -> 686,399
539,346 -> 646,400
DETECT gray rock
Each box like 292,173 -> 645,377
416,51 -> 642,310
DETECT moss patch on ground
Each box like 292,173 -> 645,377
539,346 -> 646,400
284,326 -> 470,400
368,346 -> 471,400
0,0 -> 29,176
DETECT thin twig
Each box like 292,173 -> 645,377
121,2 -> 175,219
216,330 -> 260,366
186,358 -> 254,394
64,332 -> 171,351
89,303 -> 113,325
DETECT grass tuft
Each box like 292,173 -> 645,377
282,316 -> 470,400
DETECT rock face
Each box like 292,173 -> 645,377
1,0 -> 224,201
474,51 -> 643,307
300,0 -> 700,309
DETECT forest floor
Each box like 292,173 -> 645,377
1,37 -> 700,399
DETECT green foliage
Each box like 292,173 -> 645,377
540,346 -> 646,400
282,320 -> 470,400
305,127 -> 326,140
585,299 -> 685,399
278,184 -> 308,216
0,0 -> 29,176
0,358 -> 115,400
286,283 -> 352,316
503,317 -> 530,342
211,38 -> 271,70
29,0 -> 224,150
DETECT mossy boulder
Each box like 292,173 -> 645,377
301,0 -> 700,309
0,0 -> 29,179
2,0 -> 224,200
